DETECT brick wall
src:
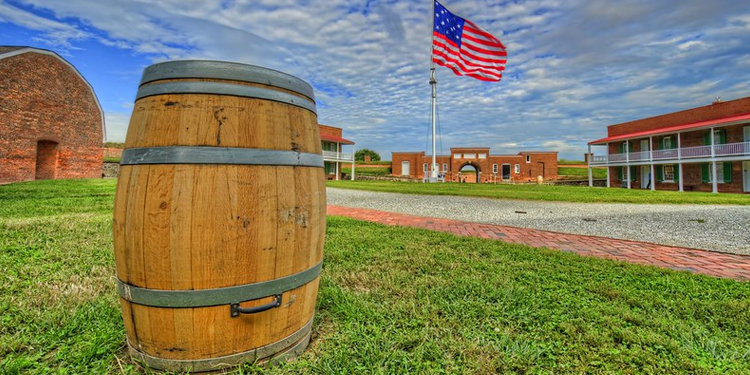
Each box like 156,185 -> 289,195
318,124 -> 343,138
392,149 -> 559,182
391,152 -> 425,178
0,49 -> 103,184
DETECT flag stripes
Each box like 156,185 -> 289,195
431,0 -> 507,82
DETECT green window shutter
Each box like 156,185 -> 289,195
724,162 -> 733,183
630,166 -> 637,181
657,139 -> 663,150
719,129 -> 727,144
620,143 -> 626,153
703,132 -> 711,145
617,167 -> 623,180
656,165 -> 663,182
701,163 -> 709,183
674,164 -> 680,181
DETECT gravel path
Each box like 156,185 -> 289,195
327,188 -> 750,255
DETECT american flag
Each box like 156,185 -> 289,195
432,0 -> 507,82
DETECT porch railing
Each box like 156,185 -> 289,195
589,141 -> 750,166
322,150 -> 354,161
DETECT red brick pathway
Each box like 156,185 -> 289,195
327,205 -> 750,282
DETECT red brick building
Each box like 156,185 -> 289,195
392,147 -> 558,183
0,46 -> 104,184
588,97 -> 750,193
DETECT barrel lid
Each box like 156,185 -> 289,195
139,60 -> 315,101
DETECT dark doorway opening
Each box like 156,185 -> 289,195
501,164 -> 511,180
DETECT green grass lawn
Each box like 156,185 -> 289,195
1,179 -> 750,374
342,167 -> 392,176
558,166 -> 607,179
557,159 -> 586,165
326,180 -> 750,205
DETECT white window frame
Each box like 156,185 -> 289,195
526,155 -> 531,163
423,163 -> 428,173
478,153 -> 487,159
401,161 -> 410,176
442,163 -> 448,172
514,164 -> 520,174
663,165 -> 674,182
454,154 -> 461,159
464,153 -> 476,159
492,164 -> 498,174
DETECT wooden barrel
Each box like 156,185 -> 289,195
112,60 -> 325,372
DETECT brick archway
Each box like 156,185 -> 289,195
458,162 -> 481,183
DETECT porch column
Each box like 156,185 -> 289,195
587,144 -> 593,187
335,161 -> 340,181
625,140 -> 631,189
351,147 -> 356,181
606,142 -> 610,187
649,136 -> 656,191
677,133 -> 683,192
711,128 -> 718,193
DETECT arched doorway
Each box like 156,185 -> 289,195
35,140 -> 59,180
458,162 -> 481,183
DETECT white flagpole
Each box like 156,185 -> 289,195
429,0 -> 438,182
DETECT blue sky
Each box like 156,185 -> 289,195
2,0 -> 750,161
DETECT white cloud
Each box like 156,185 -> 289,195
3,0 -> 750,160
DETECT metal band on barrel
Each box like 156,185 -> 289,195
120,147 -> 324,168
136,81 -> 317,114
128,317 -> 313,372
117,261 -> 322,308
139,60 -> 315,101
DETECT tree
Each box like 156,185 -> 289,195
355,148 -> 381,162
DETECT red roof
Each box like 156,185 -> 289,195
589,113 -> 750,145
321,134 -> 355,145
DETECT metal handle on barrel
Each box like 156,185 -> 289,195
230,294 -> 282,317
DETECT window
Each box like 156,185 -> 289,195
663,165 -> 674,182
401,161 -> 410,176
464,153 -> 476,159
492,164 -> 498,174
442,163 -> 448,172
423,163 -> 428,172
708,162 -> 725,183
454,154 -> 461,159
514,164 -> 520,174
478,153 -> 487,159
526,155 -> 531,163
663,136 -> 672,149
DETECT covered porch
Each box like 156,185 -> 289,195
587,114 -> 750,193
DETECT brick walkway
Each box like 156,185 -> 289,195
327,205 -> 750,282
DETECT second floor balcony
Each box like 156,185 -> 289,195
590,141 -> 750,166
322,150 -> 354,162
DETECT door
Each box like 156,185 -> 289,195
501,164 -> 511,180
401,161 -> 410,176
641,166 -> 650,189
